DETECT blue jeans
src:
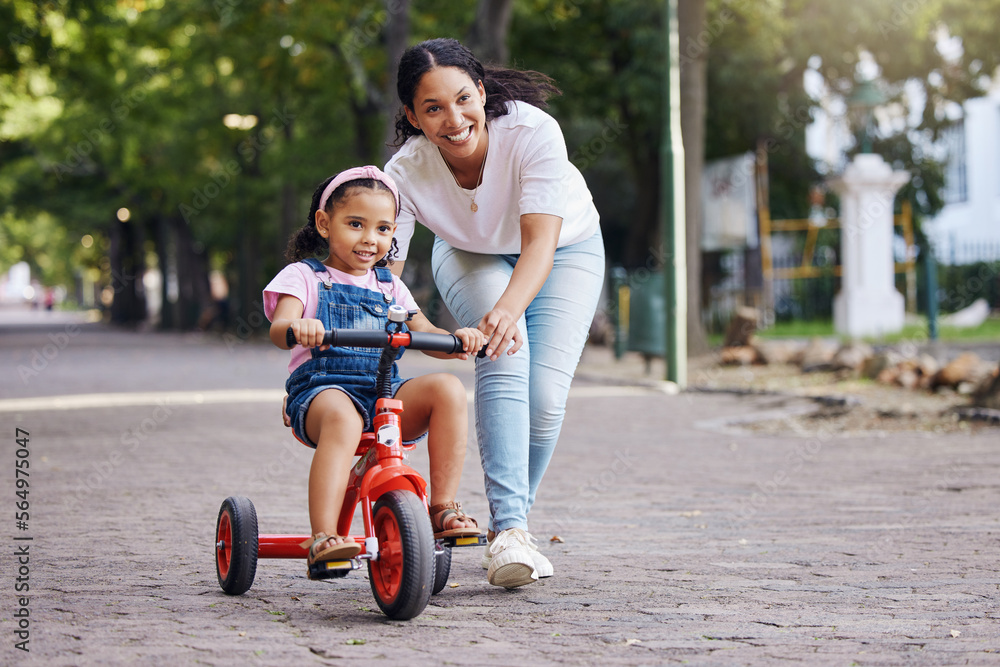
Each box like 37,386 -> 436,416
432,230 -> 605,532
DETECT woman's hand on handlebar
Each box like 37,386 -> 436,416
478,307 -> 523,360
287,318 -> 328,350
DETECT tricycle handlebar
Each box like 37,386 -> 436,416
285,327 -> 464,355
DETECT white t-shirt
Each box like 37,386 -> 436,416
385,101 -> 600,260
263,262 -> 419,373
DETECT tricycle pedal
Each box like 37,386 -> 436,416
437,534 -> 488,548
308,558 -> 360,580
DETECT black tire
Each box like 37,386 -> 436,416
367,490 -> 434,620
431,541 -> 453,595
216,496 -> 258,595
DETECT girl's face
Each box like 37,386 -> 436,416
404,66 -> 487,164
315,189 -> 396,276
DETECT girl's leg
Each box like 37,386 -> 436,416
523,231 -> 605,511
432,238 -> 531,533
395,373 -> 477,531
305,388 -> 364,547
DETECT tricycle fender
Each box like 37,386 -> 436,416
362,463 -> 427,503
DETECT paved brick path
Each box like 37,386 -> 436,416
1,309 -> 998,665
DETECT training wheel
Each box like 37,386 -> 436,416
216,496 -> 259,595
431,541 -> 453,595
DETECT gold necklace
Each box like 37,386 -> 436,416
443,143 -> 488,213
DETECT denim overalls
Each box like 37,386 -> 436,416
284,258 -> 408,448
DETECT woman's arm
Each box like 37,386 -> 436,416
479,212 -> 562,360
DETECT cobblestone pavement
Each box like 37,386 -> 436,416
1,309 -> 998,666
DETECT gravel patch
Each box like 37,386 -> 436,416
688,361 -> 1000,436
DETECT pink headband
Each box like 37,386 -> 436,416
318,165 -> 401,217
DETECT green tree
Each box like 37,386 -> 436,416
513,0 -> 712,351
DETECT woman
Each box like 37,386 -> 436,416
385,38 -> 605,589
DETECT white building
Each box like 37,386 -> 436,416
924,87 -> 1000,263
806,63 -> 1000,265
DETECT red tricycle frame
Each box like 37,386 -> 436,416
215,309 -> 485,620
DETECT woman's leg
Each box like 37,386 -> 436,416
432,232 -> 605,530
523,231 -> 605,510
432,238 -> 531,533
305,388 -> 364,546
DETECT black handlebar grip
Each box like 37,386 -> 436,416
477,345 -> 488,359
406,331 -> 462,354
322,330 -> 390,348
285,326 -> 297,348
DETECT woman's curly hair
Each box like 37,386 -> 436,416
391,38 -> 561,148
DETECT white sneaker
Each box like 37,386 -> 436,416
486,528 -> 538,589
482,529 -> 553,578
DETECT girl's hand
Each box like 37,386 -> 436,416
454,326 -> 489,360
478,307 -> 523,360
288,318 -> 328,350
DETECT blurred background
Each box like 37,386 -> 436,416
2,0 -> 999,353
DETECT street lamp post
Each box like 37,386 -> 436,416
847,79 -> 885,154
662,0 -> 687,387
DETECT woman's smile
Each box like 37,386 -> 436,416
444,126 -> 473,143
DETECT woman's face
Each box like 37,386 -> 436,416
405,66 -> 487,163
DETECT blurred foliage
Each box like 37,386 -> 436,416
1,0 -> 997,327
512,0 -> 661,266
702,0 -> 819,220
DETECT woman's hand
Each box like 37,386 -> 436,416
454,326 -> 489,360
475,213 -> 561,360
478,307 -> 523,360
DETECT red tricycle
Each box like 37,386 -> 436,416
214,304 -> 485,620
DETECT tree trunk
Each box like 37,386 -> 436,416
678,0 -> 710,355
623,152 -> 661,268
466,0 -> 514,64
172,215 -> 213,330
109,213 -> 146,326
152,212 -> 175,330
382,0 -> 411,163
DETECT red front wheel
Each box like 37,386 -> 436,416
216,496 -> 258,595
367,490 -> 434,620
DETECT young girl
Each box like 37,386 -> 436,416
264,165 -> 486,570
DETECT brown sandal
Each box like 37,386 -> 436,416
429,501 -> 482,539
303,532 -> 360,564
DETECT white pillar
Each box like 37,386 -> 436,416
829,154 -> 910,338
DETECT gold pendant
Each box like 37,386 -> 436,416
471,202 -> 478,213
